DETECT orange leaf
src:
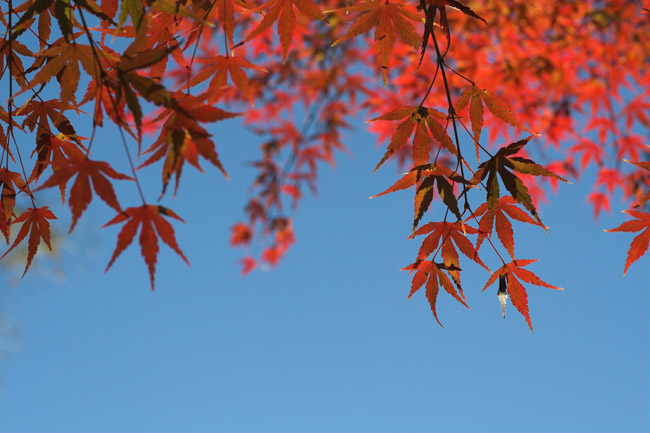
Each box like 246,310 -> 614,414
103,205 -> 189,289
29,132 -> 87,187
369,106 -> 455,173
414,221 -> 488,271
605,210 -> 650,275
482,260 -> 562,330
245,0 -> 324,61
330,1 -> 420,85
1,206 -> 57,276
406,260 -> 470,327
481,88 -> 520,129
0,169 -> 32,242
36,156 -> 133,232
139,95 -> 240,196
217,0 -> 250,44
470,196 -> 543,258
240,256 -> 257,275
187,55 -> 267,106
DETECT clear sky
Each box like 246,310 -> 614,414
0,113 -> 648,432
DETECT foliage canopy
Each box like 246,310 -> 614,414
1,0 -> 649,329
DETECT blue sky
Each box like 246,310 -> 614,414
0,112 -> 648,433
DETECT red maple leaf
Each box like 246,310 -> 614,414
1,206 -> 57,276
0,169 -> 32,242
216,0 -> 251,45
330,1 -> 421,85
482,259 -> 563,330
29,132 -> 87,190
230,222 -> 253,246
605,210 -> 650,275
138,95 -> 240,195
103,205 -> 189,289
372,163 -> 466,230
470,195 -> 544,259
244,0 -> 325,61
36,156 -> 133,232
186,55 -> 267,106
412,220 -> 489,288
368,106 -> 456,173
470,135 -> 569,227
240,256 -> 257,275
403,260 -> 469,327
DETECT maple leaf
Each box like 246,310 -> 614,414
482,259 -> 562,330
19,99 -> 81,138
0,38 -> 32,88
371,163 -> 466,230
456,84 -> 528,159
230,222 -> 253,246
624,160 -> 650,207
368,106 -> 456,173
36,156 -> 133,232
13,43 -> 106,101
605,210 -> 650,275
29,132 -> 88,199
185,55 -> 267,106
330,1 -> 421,85
216,0 -> 251,45
0,169 -> 32,242
470,196 -> 544,259
0,206 -> 57,277
138,96 -> 240,196
111,37 -> 186,137
470,135 -> 569,227
240,256 -> 256,275
244,0 -> 325,61
403,260 -> 469,327
104,205 -> 189,289
412,221 -> 489,292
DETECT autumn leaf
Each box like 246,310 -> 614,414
482,259 -> 562,330
29,132 -> 87,191
470,195 -> 544,259
371,163 -> 466,230
230,222 -> 253,246
403,259 -> 469,327
240,256 -> 256,275
330,1 -> 421,85
456,85 -> 484,159
103,205 -> 189,289
138,96 -> 240,196
149,0 -> 211,24
624,160 -> 650,207
413,220 -> 489,277
217,0 -> 251,44
185,55 -> 267,106
12,43 -> 104,100
0,169 -> 32,242
456,84 -> 531,157
405,221 -> 488,312
470,135 -> 569,227
605,210 -> 650,275
19,99 -> 82,138
0,206 -> 57,276
368,106 -> 455,173
371,163 -> 463,198
244,0 -> 325,61
36,156 -> 133,232
12,0 -> 56,39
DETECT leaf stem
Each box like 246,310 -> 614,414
428,11 -> 468,212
